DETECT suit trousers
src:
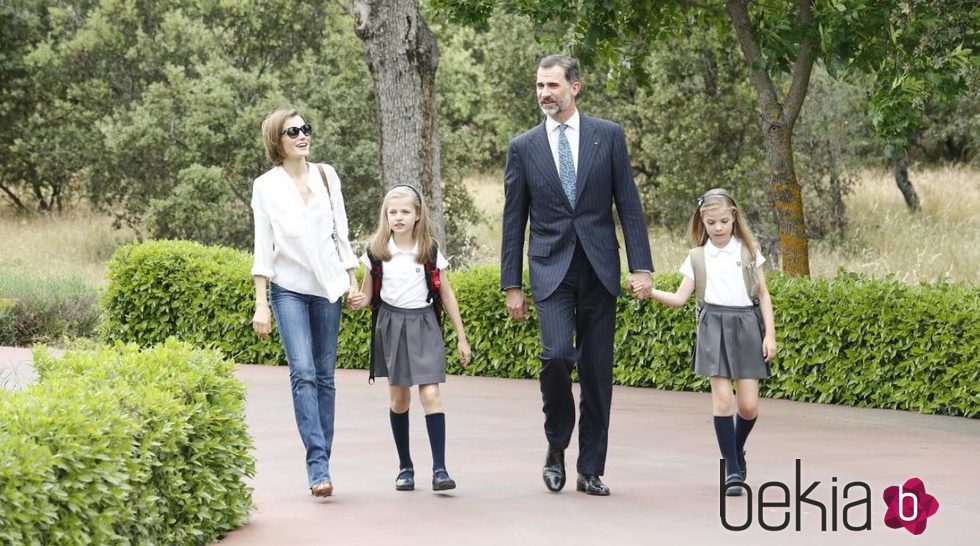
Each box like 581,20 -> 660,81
534,244 -> 617,476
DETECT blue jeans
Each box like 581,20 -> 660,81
270,283 -> 341,487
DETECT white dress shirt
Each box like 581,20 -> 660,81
360,238 -> 450,309
545,110 -> 580,174
251,163 -> 359,302
679,237 -> 765,306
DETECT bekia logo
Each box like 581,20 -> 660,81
720,460 -> 940,534
883,478 -> 940,535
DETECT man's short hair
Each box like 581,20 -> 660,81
538,54 -> 580,84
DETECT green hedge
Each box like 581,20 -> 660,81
0,339 -> 254,545
101,240 -> 282,365
103,240 -> 980,417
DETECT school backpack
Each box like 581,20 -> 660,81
688,243 -> 760,312
366,242 -> 444,383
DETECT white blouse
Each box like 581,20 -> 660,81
359,238 -> 450,309
251,163 -> 358,302
679,237 -> 765,306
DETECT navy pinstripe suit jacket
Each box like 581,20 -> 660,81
500,114 -> 654,301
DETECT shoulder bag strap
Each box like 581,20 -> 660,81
315,164 -> 342,257
690,246 -> 706,310
740,244 -> 759,304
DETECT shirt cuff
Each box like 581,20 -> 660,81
250,266 -> 273,278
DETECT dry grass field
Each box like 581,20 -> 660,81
0,166 -> 976,287
0,208 -> 133,287
809,166 -> 979,283
465,166 -> 980,284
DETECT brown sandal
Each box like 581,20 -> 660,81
310,480 -> 333,497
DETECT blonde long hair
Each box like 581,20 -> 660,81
366,185 -> 439,264
686,188 -> 759,257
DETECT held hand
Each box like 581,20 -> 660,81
457,338 -> 471,367
505,288 -> 529,321
252,305 -> 272,337
762,333 -> 777,362
627,271 -> 652,299
346,289 -> 366,310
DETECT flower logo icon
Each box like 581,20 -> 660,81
883,478 -> 939,535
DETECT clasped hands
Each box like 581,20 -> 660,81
626,271 -> 653,299
505,271 -> 653,321
346,286 -> 367,310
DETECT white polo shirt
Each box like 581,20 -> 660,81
251,163 -> 359,302
679,237 -> 765,306
360,238 -> 449,309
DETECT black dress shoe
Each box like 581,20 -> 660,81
724,474 -> 744,497
542,445 -> 566,492
395,467 -> 415,491
738,451 -> 747,481
576,474 -> 610,496
432,469 -> 456,491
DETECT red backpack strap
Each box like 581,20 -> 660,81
368,251 -> 383,310
423,243 -> 444,331
367,250 -> 384,384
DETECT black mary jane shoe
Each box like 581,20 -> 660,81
542,445 -> 566,493
724,474 -> 744,497
432,469 -> 456,491
576,473 -> 611,496
395,467 -> 415,491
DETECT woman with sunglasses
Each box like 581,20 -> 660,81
251,108 -> 365,497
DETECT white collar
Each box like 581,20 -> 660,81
705,237 -> 739,257
387,237 -> 418,255
545,109 -> 580,134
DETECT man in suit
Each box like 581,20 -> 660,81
500,54 -> 654,496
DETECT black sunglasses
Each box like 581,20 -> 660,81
281,124 -> 313,138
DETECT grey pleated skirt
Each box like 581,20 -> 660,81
373,301 -> 447,387
693,303 -> 771,379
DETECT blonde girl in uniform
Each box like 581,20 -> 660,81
638,188 -> 776,496
351,185 -> 471,492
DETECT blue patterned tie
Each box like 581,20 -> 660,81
557,124 -> 576,207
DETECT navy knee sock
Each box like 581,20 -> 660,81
735,414 -> 757,455
389,409 -> 413,469
713,415 -> 741,477
425,412 -> 447,472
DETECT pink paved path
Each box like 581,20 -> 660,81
3,346 -> 978,545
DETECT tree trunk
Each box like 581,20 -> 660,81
0,181 -> 29,212
829,171 -> 847,232
726,0 -> 814,276
31,181 -> 52,212
765,125 -> 811,276
893,156 -> 921,212
351,0 -> 445,243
